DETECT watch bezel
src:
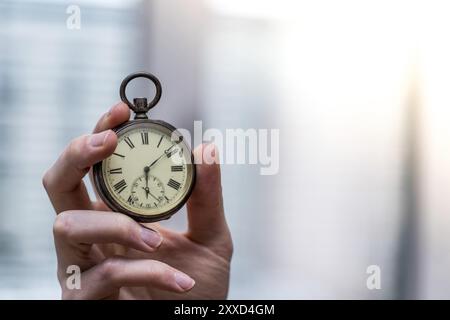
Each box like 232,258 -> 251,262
93,119 -> 196,223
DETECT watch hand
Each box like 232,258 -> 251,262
141,186 -> 149,199
148,191 -> 160,202
142,187 -> 159,201
149,144 -> 176,169
141,186 -> 159,202
143,167 -> 150,199
144,166 -> 149,188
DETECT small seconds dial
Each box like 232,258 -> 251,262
101,123 -> 194,218
129,173 -> 166,209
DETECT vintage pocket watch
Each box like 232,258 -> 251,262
93,72 -> 195,222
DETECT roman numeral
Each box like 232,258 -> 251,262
141,132 -> 149,145
109,168 -> 122,174
124,136 -> 135,149
113,179 -> 127,194
171,165 -> 183,172
157,135 -> 163,148
113,152 -> 125,158
167,179 -> 181,191
127,195 -> 134,204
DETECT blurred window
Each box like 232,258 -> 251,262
0,0 -> 145,298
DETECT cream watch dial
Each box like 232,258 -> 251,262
101,124 -> 193,217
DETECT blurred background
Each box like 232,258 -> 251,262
0,0 -> 449,299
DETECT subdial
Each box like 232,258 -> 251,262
130,174 -> 166,209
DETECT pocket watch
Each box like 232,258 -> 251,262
93,72 -> 195,222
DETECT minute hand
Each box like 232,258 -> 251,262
149,145 -> 176,168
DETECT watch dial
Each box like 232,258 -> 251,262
101,123 -> 194,218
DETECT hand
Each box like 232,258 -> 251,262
42,102 -> 233,299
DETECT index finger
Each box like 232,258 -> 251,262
54,210 -> 163,270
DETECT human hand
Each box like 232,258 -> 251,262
43,102 -> 233,299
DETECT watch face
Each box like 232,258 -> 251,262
95,120 -> 195,221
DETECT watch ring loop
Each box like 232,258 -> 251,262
119,72 -> 162,111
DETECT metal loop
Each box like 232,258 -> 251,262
119,72 -> 162,112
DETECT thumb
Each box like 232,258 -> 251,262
186,144 -> 230,246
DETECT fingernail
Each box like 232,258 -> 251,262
141,226 -> 162,249
174,272 -> 195,291
89,130 -> 110,147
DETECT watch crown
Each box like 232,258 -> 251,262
133,97 -> 149,119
